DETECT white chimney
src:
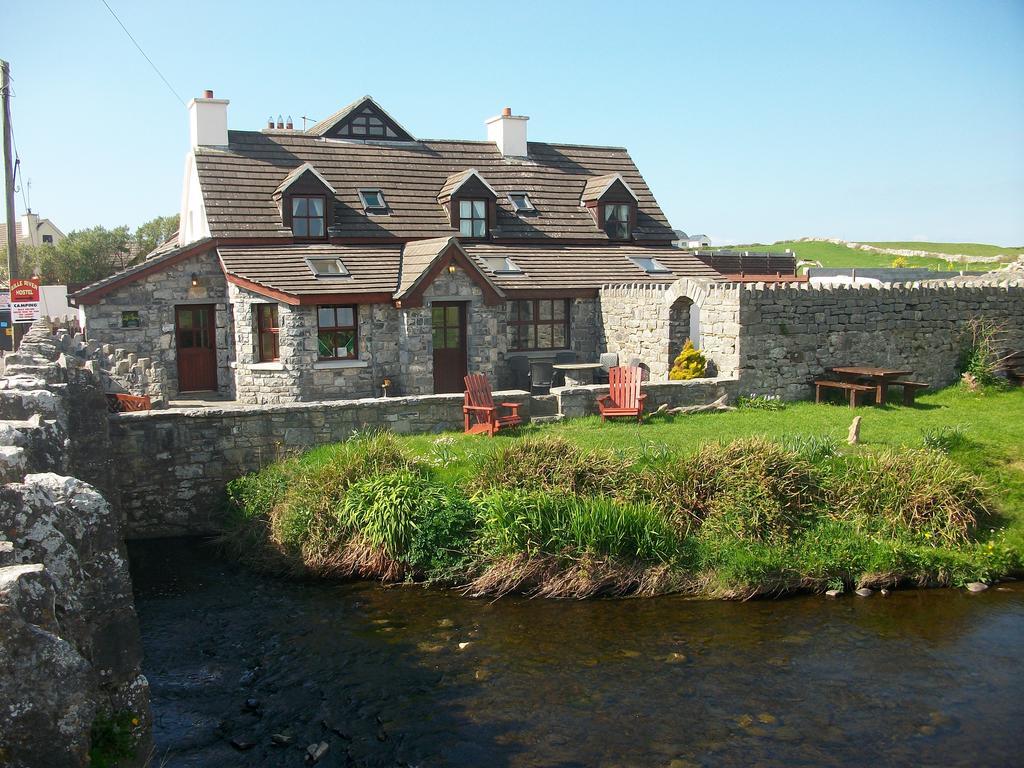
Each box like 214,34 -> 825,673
485,107 -> 529,158
188,89 -> 229,147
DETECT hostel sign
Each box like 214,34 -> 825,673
10,278 -> 41,323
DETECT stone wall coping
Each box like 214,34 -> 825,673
737,279 -> 1023,295
552,374 -> 737,395
110,388 -> 531,421
312,359 -> 370,370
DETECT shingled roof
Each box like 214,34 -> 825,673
194,132 -> 676,242
219,244 -> 401,302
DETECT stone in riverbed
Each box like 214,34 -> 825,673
966,582 -> 988,592
880,588 -> 891,596
825,589 -> 842,598
855,588 -> 873,597
306,741 -> 329,763
270,733 -> 293,746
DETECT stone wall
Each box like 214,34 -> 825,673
733,279 -> 1024,399
555,376 -> 739,419
110,389 -> 532,537
81,249 -> 233,396
0,323 -> 150,767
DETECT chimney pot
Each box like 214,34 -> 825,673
203,89 -> 214,99
502,107 -> 512,117
286,115 -> 294,130
267,116 -> 274,129
276,114 -> 284,129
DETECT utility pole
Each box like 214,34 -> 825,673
1,59 -> 20,350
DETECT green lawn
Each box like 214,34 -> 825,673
405,386 -> 1024,533
728,240 -> 1021,271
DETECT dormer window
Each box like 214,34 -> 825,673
459,200 -> 488,238
604,204 -> 631,240
359,189 -> 388,213
291,196 -> 326,238
508,192 -> 534,213
307,257 -> 350,277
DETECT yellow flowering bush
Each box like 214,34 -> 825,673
668,339 -> 707,380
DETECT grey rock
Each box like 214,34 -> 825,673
306,741 -> 330,763
855,588 -> 873,597
825,589 -> 842,598
966,582 -> 989,593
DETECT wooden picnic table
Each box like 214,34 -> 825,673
827,366 -> 913,405
552,361 -> 604,386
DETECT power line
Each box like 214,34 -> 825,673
98,0 -> 186,108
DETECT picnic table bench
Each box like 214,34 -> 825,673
816,366 -> 929,407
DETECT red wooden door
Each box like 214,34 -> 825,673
175,305 -> 218,392
432,302 -> 467,394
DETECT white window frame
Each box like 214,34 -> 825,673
507,191 -> 535,213
630,256 -> 671,274
358,188 -> 388,213
306,257 -> 351,278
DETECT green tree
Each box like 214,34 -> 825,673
35,226 -> 131,285
132,214 -> 179,257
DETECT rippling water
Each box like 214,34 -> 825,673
130,538 -> 1024,767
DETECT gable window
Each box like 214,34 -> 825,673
120,310 -> 141,328
256,304 -> 280,362
508,299 -> 569,351
318,305 -> 358,360
308,257 -> 350,277
459,200 -> 487,238
291,195 -> 326,238
604,204 -> 631,240
507,192 -> 534,213
358,189 -> 388,213
42,234 -> 53,244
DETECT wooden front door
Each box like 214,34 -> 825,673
432,302 -> 467,394
175,305 -> 218,392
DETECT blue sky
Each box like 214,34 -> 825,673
4,0 -> 1023,245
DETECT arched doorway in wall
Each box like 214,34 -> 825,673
668,296 -> 695,370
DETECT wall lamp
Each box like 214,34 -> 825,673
190,272 -> 199,287
447,262 -> 457,274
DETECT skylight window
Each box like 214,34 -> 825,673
307,258 -> 351,277
507,192 -> 534,213
630,256 -> 671,274
359,189 -> 388,213
482,256 -> 524,275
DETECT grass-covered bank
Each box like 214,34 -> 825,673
221,387 -> 1024,599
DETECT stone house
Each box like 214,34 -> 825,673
71,93 -> 792,404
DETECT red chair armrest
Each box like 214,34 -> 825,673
463,404 -> 497,413
499,402 -> 521,411
596,394 -> 612,404
638,394 -> 648,402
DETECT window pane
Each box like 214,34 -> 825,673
308,198 -> 324,216
472,219 -> 486,237
446,306 -> 459,324
318,332 -> 334,358
260,333 -> 276,361
539,300 -> 552,320
537,324 -> 552,348
432,306 -> 445,324
179,331 -> 193,348
472,200 -> 486,217
293,218 -> 308,237
553,324 -> 566,348
309,218 -> 324,237
179,312 -> 193,329
336,331 -> 355,358
520,301 -> 533,321
293,197 -> 308,216
432,328 -> 444,348
318,307 -> 335,327
363,191 -> 380,207
352,123 -> 367,135
553,300 -> 565,320
460,200 -> 472,217
459,219 -> 473,237
336,307 -> 354,327
446,328 -> 459,348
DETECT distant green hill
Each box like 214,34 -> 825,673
727,239 -> 1022,271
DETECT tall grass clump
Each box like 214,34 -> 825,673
473,435 -> 630,496
477,490 -> 678,564
222,430 -> 416,568
826,449 -> 987,545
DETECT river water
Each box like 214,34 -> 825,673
129,538 -> 1024,767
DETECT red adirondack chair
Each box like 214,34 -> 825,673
596,366 -> 647,423
463,373 -> 523,436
